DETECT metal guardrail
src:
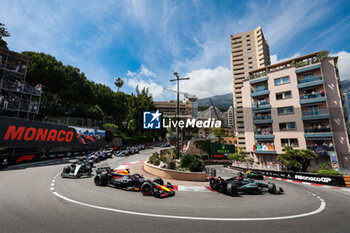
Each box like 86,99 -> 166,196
205,167 -> 216,177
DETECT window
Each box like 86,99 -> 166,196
247,52 -> 252,55
258,48 -> 263,52
247,44 -> 251,46
247,39 -> 251,42
258,44 -> 263,47
248,62 -> 252,64
247,48 -> 251,51
274,76 -> 290,86
246,34 -> 250,37
248,57 -> 252,60
278,106 -> 294,115
276,91 -> 292,100
249,66 -> 253,69
279,122 -> 296,131
281,139 -> 298,147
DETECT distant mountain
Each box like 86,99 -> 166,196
198,93 -> 233,111
341,80 -> 350,92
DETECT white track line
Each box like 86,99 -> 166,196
52,191 -> 326,221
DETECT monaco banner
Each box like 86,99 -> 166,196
0,117 -> 105,148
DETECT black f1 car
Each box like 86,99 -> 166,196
209,174 -> 283,196
61,159 -> 93,178
244,169 -> 264,180
94,167 -> 175,198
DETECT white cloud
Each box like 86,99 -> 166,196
125,65 -> 164,99
270,52 -> 302,64
127,65 -> 156,78
331,51 -> 350,80
177,66 -> 232,98
125,78 -> 164,99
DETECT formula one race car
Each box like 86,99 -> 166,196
94,168 -> 175,198
209,174 -> 283,196
244,169 -> 264,180
61,159 -> 93,178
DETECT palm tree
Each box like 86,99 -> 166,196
114,77 -> 124,92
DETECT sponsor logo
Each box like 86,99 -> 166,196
16,155 -> 35,162
49,154 -> 56,158
295,174 -> 332,183
143,110 -> 162,129
3,126 -> 74,142
143,110 -> 222,129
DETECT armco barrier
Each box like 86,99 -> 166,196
230,166 -> 346,187
0,149 -> 97,168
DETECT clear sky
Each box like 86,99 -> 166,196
1,0 -> 349,100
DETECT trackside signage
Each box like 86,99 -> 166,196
231,166 -> 346,186
0,117 -> 105,148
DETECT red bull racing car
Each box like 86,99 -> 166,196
94,167 -> 175,198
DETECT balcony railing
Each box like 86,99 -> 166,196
298,76 -> 323,84
252,101 -> 270,108
254,130 -> 273,135
254,144 -> 275,151
302,109 -> 329,117
304,128 -> 331,133
307,145 -> 334,151
253,115 -> 271,120
251,87 -> 268,93
300,92 -> 325,100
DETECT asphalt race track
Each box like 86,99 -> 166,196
1,147 -> 350,233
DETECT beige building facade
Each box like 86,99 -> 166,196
242,51 -> 350,170
231,26 -> 271,149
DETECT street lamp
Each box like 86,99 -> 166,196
170,72 -> 190,159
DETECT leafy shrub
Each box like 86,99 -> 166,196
149,152 -> 160,165
309,169 -> 318,173
317,169 -> 342,176
152,158 -> 160,166
319,162 -> 331,170
169,160 -> 176,170
180,154 -> 204,172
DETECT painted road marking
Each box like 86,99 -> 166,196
52,191 -> 326,221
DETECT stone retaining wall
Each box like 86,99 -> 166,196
144,161 -> 207,181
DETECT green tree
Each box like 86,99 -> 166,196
277,146 -> 318,172
211,128 -> 225,144
114,77 -> 124,92
0,22 -> 10,49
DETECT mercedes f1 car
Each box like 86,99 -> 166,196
244,169 -> 264,180
61,159 -> 93,178
94,168 -> 175,198
209,174 -> 283,196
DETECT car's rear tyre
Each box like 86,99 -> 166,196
268,183 -> 277,194
141,182 -> 153,196
226,183 -> 238,196
94,174 -> 107,186
153,177 -> 164,185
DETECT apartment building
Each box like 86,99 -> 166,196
242,51 -> 350,170
230,26 -> 271,149
154,100 -> 191,117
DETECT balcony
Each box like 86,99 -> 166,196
295,63 -> 321,73
300,93 -> 327,105
253,114 -> 272,124
254,144 -> 276,154
297,76 -> 324,88
249,76 -> 268,84
251,87 -> 269,97
252,101 -> 271,111
254,130 -> 274,139
304,128 -> 333,139
302,109 -> 330,120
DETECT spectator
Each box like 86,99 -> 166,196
3,98 -> 8,109
14,60 -> 21,72
0,94 -> 3,105
0,54 -> 2,67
